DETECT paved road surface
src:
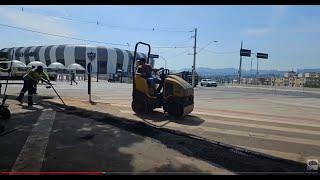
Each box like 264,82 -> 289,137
0,99 -> 229,174
1,80 -> 320,173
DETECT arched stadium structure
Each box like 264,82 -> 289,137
0,44 -> 155,77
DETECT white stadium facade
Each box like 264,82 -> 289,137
0,44 -> 155,77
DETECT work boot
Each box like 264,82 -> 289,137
28,102 -> 38,107
28,95 -> 34,107
15,96 -> 23,104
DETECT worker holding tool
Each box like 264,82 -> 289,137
28,66 -> 39,94
16,66 -> 50,107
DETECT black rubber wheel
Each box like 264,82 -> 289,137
132,101 -> 143,114
0,125 -> 4,134
0,107 -> 11,120
132,99 -> 151,114
167,102 -> 184,118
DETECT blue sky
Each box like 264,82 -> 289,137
0,5 -> 319,71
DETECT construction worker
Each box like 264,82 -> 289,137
16,66 -> 50,106
29,66 -> 39,94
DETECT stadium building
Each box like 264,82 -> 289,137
0,44 -> 155,78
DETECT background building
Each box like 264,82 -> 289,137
0,44 -> 155,79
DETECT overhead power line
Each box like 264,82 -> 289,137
153,46 -> 192,49
4,6 -> 194,33
197,40 -> 219,54
202,49 -> 238,54
0,23 -> 129,47
167,48 -> 193,58
0,23 -> 193,49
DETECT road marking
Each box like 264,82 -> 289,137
262,99 -> 320,109
178,125 -> 320,147
11,110 -> 56,172
112,104 -> 131,107
192,116 -> 320,136
120,110 -> 133,114
226,85 -> 320,94
192,111 -> 320,128
118,109 -> 320,146
121,109 -> 320,135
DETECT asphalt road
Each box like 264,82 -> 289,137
0,99 -> 228,174
1,80 -> 320,174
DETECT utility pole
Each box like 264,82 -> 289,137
238,40 -> 243,84
96,60 -> 99,82
250,59 -> 253,77
256,55 -> 259,86
256,55 -> 259,77
192,28 -> 197,88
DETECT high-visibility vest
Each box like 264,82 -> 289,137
24,70 -> 49,84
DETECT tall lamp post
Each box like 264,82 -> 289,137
189,39 -> 218,87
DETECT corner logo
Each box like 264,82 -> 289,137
307,159 -> 318,171
87,52 -> 96,61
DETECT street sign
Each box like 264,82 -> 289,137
150,54 -> 159,58
240,49 -> 251,57
257,53 -> 268,59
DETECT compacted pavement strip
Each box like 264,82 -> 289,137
43,98 -> 310,174
0,99 -> 232,174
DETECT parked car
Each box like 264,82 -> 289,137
200,79 -> 217,87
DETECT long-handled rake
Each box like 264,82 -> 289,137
42,79 -> 66,107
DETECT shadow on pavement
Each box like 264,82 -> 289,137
44,100 -> 308,174
0,98 -> 210,173
172,115 -> 205,126
134,110 -> 205,127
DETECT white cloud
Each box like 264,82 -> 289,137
246,27 -> 273,37
0,6 -> 76,41
271,5 -> 288,9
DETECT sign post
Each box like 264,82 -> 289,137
238,41 -> 251,84
256,52 -> 268,78
87,63 -> 92,103
87,51 -> 95,103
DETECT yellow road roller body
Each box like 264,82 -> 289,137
131,42 -> 194,117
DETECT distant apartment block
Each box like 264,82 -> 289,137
271,71 -> 320,88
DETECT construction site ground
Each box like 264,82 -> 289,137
1,80 -> 320,174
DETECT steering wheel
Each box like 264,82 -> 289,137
159,68 -> 169,79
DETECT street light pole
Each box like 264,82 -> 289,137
192,28 -> 197,88
238,40 -> 243,84
96,60 -> 99,82
256,55 -> 259,77
251,58 -> 253,77
256,54 -> 259,86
